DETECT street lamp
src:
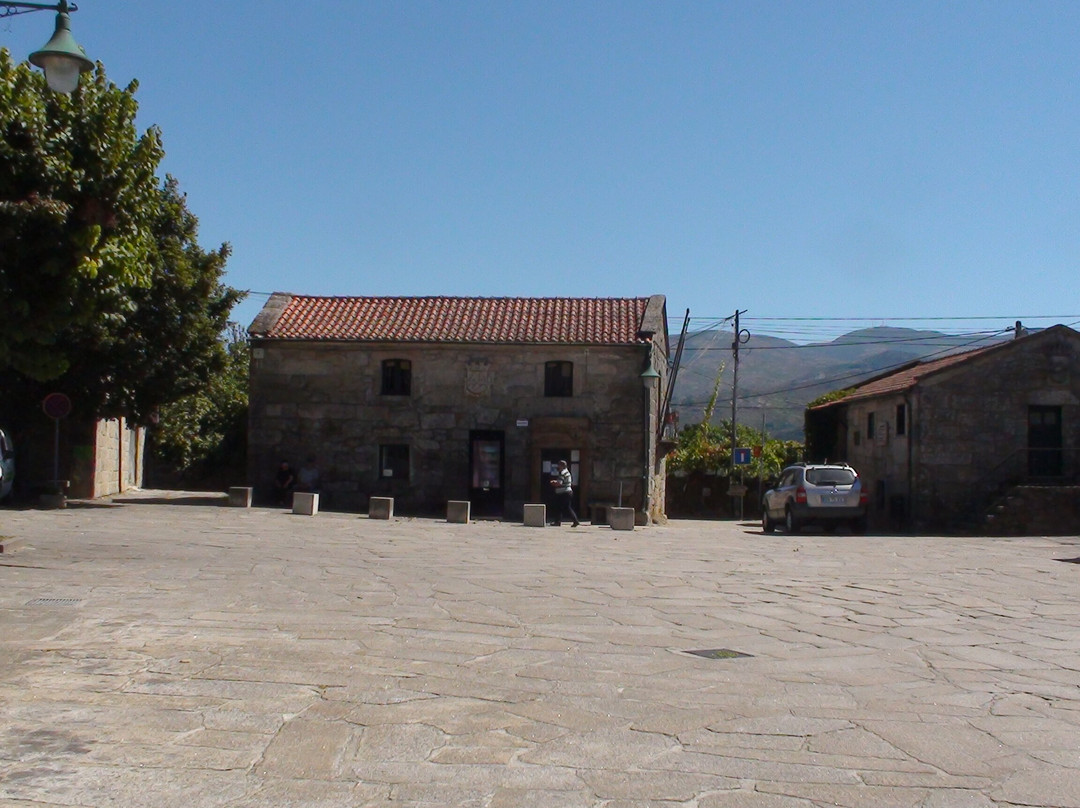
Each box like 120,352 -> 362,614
1,0 -> 93,93
640,365 -> 661,520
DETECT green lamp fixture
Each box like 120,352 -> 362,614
2,0 -> 93,93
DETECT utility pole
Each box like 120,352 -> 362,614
730,309 -> 750,478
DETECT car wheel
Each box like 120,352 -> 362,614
785,507 -> 801,534
851,517 -> 867,535
762,508 -> 776,534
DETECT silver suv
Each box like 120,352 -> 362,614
762,463 -> 867,534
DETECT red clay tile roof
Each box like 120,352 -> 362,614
252,295 -> 658,345
813,345 -> 996,408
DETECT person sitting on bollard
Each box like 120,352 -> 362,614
273,460 -> 296,506
296,455 -> 321,494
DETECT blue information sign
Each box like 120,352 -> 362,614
733,448 -> 752,465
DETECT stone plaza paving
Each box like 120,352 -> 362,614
1,491 -> 1079,807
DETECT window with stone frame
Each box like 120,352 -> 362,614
381,359 -> 412,396
544,361 -> 573,397
379,444 -> 410,480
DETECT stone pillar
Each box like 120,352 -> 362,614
228,487 -> 253,508
292,492 -> 319,516
369,496 -> 394,519
447,500 -> 471,524
609,507 -> 635,531
523,503 -> 546,527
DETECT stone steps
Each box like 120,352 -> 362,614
984,485 -> 1080,535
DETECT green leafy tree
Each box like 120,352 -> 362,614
150,325 -> 248,479
668,365 -> 803,480
0,50 -> 242,426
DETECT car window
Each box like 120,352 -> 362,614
805,468 -> 856,486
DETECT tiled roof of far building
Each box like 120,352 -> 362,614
249,294 -> 661,345
812,345 -> 996,408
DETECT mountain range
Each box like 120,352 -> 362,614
666,326 -> 1013,440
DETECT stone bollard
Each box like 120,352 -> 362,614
369,496 -> 394,519
608,507 -> 635,531
523,503 -> 546,527
228,486 -> 253,508
447,500 -> 471,524
292,491 -> 319,516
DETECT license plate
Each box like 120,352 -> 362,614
822,495 -> 847,505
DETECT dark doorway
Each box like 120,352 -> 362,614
469,431 -> 505,517
1028,405 -> 1063,477
540,448 -> 581,521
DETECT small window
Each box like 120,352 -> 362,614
379,444 -> 409,479
381,359 -> 411,396
896,404 -> 907,437
853,430 -> 861,447
544,361 -> 573,397
867,412 -> 876,438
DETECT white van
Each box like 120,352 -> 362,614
0,428 -> 15,502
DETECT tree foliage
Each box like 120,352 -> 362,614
667,364 -> 803,481
0,50 -> 242,425
150,325 -> 248,476
807,388 -> 854,408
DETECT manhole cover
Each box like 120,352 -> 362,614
683,648 -> 752,660
26,598 -> 84,607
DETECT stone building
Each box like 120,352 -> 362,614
3,413 -> 143,501
805,325 -> 1080,530
247,294 -> 670,521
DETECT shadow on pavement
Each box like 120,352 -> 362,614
111,495 -> 228,507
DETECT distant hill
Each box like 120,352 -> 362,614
668,327 -> 1011,440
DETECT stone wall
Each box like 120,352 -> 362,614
844,394 -> 911,527
837,328 -> 1080,529
910,332 -> 1080,527
248,341 -> 664,518
81,418 -> 144,499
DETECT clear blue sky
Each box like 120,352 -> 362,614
4,1 -> 1079,342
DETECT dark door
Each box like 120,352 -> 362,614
1028,406 -> 1063,477
540,448 -> 581,519
469,431 -> 505,517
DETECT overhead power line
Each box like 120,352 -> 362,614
674,327 -> 1013,410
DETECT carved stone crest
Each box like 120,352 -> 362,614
465,363 -> 494,397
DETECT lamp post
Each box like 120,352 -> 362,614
640,365 -> 661,522
1,0 -> 93,93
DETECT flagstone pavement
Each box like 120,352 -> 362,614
1,490 -> 1079,807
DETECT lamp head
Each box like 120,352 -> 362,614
640,365 -> 661,389
29,10 -> 93,93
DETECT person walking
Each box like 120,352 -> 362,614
550,459 -> 580,527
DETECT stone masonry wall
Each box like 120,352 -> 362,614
845,394 -> 910,527
248,341 -> 660,516
911,332 -> 1080,528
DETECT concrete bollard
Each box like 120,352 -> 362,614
228,486 -> 253,508
447,500 -> 471,524
608,507 -> 635,531
523,503 -> 546,527
369,496 -> 394,519
292,491 -> 319,516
